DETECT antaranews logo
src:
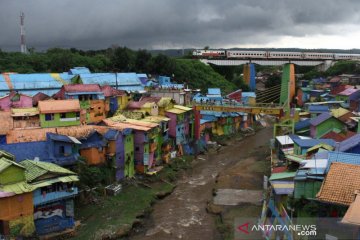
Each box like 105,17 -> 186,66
234,218 -> 317,240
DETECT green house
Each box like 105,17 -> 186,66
0,151 -> 25,185
309,112 -> 345,139
38,100 -> 81,128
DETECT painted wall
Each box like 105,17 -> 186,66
311,118 -> 344,138
88,100 -> 106,123
40,112 -> 80,128
80,147 -> 106,165
0,95 -> 33,111
0,192 -> 33,221
13,116 -> 40,129
124,133 -> 134,177
0,165 -> 25,185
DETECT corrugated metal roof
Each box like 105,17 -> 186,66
293,138 -> 336,148
276,135 -> 294,145
306,143 -> 334,152
308,105 -> 330,113
102,119 -> 153,131
295,119 -> 311,130
270,181 -> 294,195
79,73 -> 144,92
207,88 -> 221,95
166,108 -> 187,114
174,105 -> 192,111
38,99 -> 80,113
309,112 -> 333,126
20,160 -> 76,182
326,151 -> 360,172
143,116 -> 170,123
69,67 -> 91,75
0,156 -> 25,172
337,134 -> 360,152
242,92 -> 256,98
47,133 -> 81,144
0,73 -> 73,96
269,171 -> 297,180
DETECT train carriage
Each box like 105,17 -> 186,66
192,49 -> 226,59
226,50 -> 267,59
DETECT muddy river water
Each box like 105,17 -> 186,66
130,127 -> 272,240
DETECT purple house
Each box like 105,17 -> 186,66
104,128 -> 134,180
336,133 -> 360,154
0,92 -> 33,111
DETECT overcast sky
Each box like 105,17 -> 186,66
1,0 -> 360,51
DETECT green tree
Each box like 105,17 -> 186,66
135,49 -> 152,73
110,47 -> 135,72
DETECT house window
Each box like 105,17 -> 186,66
135,147 -> 140,151
59,146 -> 65,155
45,113 -> 54,121
60,113 -> 66,118
76,112 -> 80,118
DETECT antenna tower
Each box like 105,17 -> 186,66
20,12 -> 28,54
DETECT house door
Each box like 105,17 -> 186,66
125,154 -> 134,178
0,220 -> 9,236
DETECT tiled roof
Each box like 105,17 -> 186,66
309,112 -> 333,126
326,151 -> 360,172
293,138 -> 336,148
20,160 -> 76,182
100,85 -> 126,97
6,125 -> 109,143
337,134 -> 360,152
317,162 -> 360,205
38,99 -> 80,113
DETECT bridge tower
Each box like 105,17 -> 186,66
279,63 -> 295,107
243,63 -> 256,91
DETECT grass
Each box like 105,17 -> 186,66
72,156 -> 193,240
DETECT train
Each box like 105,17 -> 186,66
192,49 -> 360,60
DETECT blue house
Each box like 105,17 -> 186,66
308,105 -> 330,118
46,133 -> 81,166
336,134 -> 360,154
20,160 -> 79,236
293,138 -> 336,155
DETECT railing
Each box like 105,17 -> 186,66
33,187 -> 78,206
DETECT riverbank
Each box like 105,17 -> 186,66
71,156 -> 193,240
130,127 -> 272,240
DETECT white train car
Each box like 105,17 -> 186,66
268,51 -> 303,59
303,52 -> 334,60
192,49 -> 226,58
334,53 -> 360,60
226,50 -> 267,59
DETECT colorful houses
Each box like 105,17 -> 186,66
0,92 -> 33,111
165,105 -> 193,145
38,100 -> 81,128
309,112 -> 345,138
0,151 -> 79,237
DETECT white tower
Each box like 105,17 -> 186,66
20,12 -> 27,54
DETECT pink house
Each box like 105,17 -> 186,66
0,92 -> 33,111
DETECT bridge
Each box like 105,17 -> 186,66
200,59 -> 333,67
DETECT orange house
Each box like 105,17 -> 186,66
78,130 -> 107,165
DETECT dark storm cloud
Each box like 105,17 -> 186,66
0,0 -> 359,50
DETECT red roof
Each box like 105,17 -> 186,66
322,131 -> 356,142
54,84 -> 102,99
64,84 -> 101,93
32,92 -> 50,106
139,96 -> 161,103
272,166 -> 288,174
226,89 -> 242,102
330,85 -> 352,95
101,85 -> 126,97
